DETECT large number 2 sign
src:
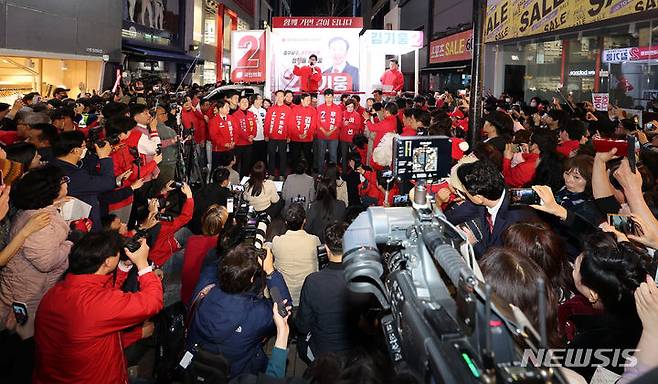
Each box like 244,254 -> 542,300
237,35 -> 260,69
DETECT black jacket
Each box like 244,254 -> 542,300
304,200 -> 346,243
444,191 -> 539,258
189,184 -> 231,235
295,262 -> 366,357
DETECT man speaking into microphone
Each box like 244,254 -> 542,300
293,54 -> 322,94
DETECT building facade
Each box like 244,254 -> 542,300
0,0 -> 122,102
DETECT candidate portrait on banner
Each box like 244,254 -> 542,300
322,37 -> 360,92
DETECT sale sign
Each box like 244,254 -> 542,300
429,29 -> 473,64
231,30 -> 266,83
592,93 -> 609,112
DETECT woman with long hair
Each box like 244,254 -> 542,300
244,161 -> 282,217
323,162 -> 348,207
304,178 -> 346,243
502,129 -> 564,192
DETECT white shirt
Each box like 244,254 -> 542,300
486,189 -> 506,226
249,106 -> 266,140
136,123 -> 161,155
329,63 -> 346,73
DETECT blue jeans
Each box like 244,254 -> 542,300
316,139 -> 339,172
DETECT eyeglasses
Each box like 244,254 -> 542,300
60,176 -> 71,185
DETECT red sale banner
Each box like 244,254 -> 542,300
231,30 -> 266,83
429,29 -> 473,64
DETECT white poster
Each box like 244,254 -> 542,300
270,18 -> 362,93
592,93 -> 610,112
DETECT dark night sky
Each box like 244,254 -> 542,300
290,0 -> 354,16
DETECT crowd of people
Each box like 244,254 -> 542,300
0,59 -> 657,384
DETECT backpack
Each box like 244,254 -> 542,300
152,301 -> 187,383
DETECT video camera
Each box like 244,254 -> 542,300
343,187 -> 567,383
392,135 -> 453,181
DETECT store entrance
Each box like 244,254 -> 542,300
504,65 -> 526,100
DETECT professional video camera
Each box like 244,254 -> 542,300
227,184 -> 270,251
343,186 -> 568,384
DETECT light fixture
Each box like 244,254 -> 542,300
61,60 -> 68,70
511,55 -> 519,61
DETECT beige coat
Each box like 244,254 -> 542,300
272,230 -> 320,304
0,206 -> 72,339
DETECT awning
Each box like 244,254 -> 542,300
421,64 -> 469,72
122,43 -> 203,64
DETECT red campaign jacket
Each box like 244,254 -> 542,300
293,65 -> 322,92
340,110 -> 363,143
180,234 -> 218,305
208,114 -> 236,152
557,140 -> 580,157
366,114 -> 397,148
380,69 -> 404,92
264,104 -> 291,140
33,272 -> 163,384
287,105 -> 317,142
182,106 -> 208,144
316,103 -> 343,141
108,131 -> 158,212
502,153 -> 539,187
149,197 -> 194,266
232,109 -> 257,146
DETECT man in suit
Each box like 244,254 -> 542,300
445,159 -> 539,258
323,37 -> 360,92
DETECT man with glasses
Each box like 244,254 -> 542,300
52,131 -> 116,231
0,111 -> 50,146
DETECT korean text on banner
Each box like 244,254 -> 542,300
485,0 -> 655,43
270,17 -> 363,93
592,93 -> 610,112
231,31 -> 266,83
429,29 -> 473,64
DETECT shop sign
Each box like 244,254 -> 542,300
592,93 -> 609,112
230,31 -> 266,83
368,30 -> 424,49
602,45 -> 658,63
485,0 -> 656,43
429,30 -> 473,64
568,69 -> 596,76
271,17 -> 363,28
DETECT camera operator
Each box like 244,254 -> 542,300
52,131 -> 116,231
149,181 -> 194,270
295,222 -> 367,363
33,232 -> 163,384
186,244 -> 292,378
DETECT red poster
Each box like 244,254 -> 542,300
272,17 -> 363,29
231,31 -> 266,83
429,29 -> 473,64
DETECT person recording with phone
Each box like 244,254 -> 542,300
33,232 -> 163,384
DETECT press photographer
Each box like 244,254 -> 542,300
52,131 -> 116,231
33,231 -> 163,384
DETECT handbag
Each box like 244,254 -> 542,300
182,283 -> 244,384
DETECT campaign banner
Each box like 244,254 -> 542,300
485,0 -> 655,43
367,30 -> 423,49
592,93 -> 610,112
270,18 -> 362,92
429,29 -> 473,64
602,45 -> 658,63
272,17 -> 363,29
231,31 -> 266,83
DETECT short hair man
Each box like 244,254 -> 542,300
293,54 -> 322,93
272,202 -> 321,303
380,58 -> 404,93
34,232 -> 163,383
446,159 -> 537,257
295,222 -> 366,362
323,37 -> 360,91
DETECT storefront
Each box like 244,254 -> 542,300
122,0 -> 199,87
0,51 -> 105,104
424,29 -> 473,92
483,0 -> 658,107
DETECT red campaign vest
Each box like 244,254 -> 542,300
317,104 -> 342,140
265,104 -> 290,140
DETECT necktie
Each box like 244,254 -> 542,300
333,68 -> 340,74
485,211 -> 494,234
